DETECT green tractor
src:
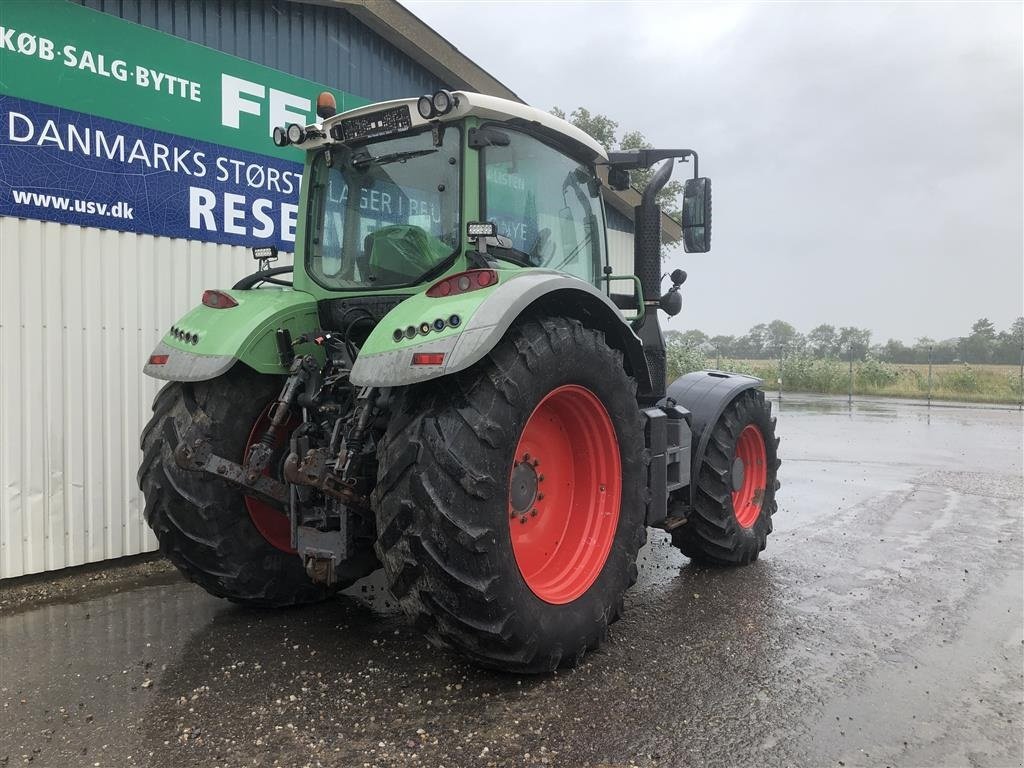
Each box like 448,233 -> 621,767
139,89 -> 780,673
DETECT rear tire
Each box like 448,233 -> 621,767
671,389 -> 780,565
138,366 -> 371,606
372,317 -> 646,673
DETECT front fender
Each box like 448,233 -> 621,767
349,270 -> 644,387
662,370 -> 764,506
143,289 -> 320,382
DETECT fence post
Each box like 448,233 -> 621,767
777,349 -> 783,401
1018,340 -> 1023,411
927,345 -> 933,407
848,347 -> 853,406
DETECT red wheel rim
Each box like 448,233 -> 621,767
508,385 -> 622,605
732,424 -> 767,529
243,404 -> 297,554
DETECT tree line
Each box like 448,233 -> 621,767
667,317 -> 1024,365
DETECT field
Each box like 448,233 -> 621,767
671,351 -> 1024,405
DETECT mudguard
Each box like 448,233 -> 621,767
662,370 -> 764,506
349,269 -> 649,389
143,289 -> 320,382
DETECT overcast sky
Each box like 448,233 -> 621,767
403,1 -> 1023,343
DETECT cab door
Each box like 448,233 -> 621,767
480,128 -> 608,287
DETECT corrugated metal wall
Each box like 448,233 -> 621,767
72,0 -> 444,99
0,218 -> 291,578
605,204 -> 635,276
608,229 -> 634,276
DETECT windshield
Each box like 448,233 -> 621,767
305,127 -> 461,290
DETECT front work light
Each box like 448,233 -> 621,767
432,90 -> 454,115
272,126 -> 289,147
417,95 -> 434,119
286,123 -> 304,144
316,91 -> 337,119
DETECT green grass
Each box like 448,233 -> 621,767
675,355 -> 1024,405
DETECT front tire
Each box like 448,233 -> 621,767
372,317 -> 646,673
671,389 -> 780,565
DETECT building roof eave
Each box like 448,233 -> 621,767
300,0 -> 523,102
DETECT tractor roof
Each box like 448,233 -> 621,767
321,91 -> 608,161
314,92 -> 682,243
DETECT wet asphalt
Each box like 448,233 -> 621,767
2,395 -> 1022,768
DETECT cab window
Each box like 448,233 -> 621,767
482,130 -> 606,285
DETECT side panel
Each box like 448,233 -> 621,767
662,370 -> 764,506
143,289 -> 320,381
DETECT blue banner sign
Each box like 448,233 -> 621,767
0,95 -> 305,252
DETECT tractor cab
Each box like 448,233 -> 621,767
285,90 -> 619,296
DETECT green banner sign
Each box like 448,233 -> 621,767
0,0 -> 370,160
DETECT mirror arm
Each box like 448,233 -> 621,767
606,149 -> 699,178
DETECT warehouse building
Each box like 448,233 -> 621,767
0,0 -> 677,579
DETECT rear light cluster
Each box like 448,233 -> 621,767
425,269 -> 497,298
392,314 -> 461,343
170,326 -> 200,345
202,290 -> 238,309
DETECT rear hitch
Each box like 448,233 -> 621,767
173,430 -> 288,507
297,527 -> 349,585
283,446 -> 367,508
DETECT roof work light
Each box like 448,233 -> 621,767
417,90 -> 457,120
286,123 -> 304,144
417,95 -> 434,119
432,90 -> 453,114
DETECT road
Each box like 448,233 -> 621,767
2,395 -> 1022,768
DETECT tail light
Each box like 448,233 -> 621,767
411,352 -> 445,366
148,354 -> 169,365
425,269 -> 498,298
202,290 -> 238,309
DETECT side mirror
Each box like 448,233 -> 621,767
682,177 -> 711,253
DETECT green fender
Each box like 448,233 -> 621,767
143,288 -> 321,382
350,269 -> 650,389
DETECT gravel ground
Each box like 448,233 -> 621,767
1,395 -> 1021,768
